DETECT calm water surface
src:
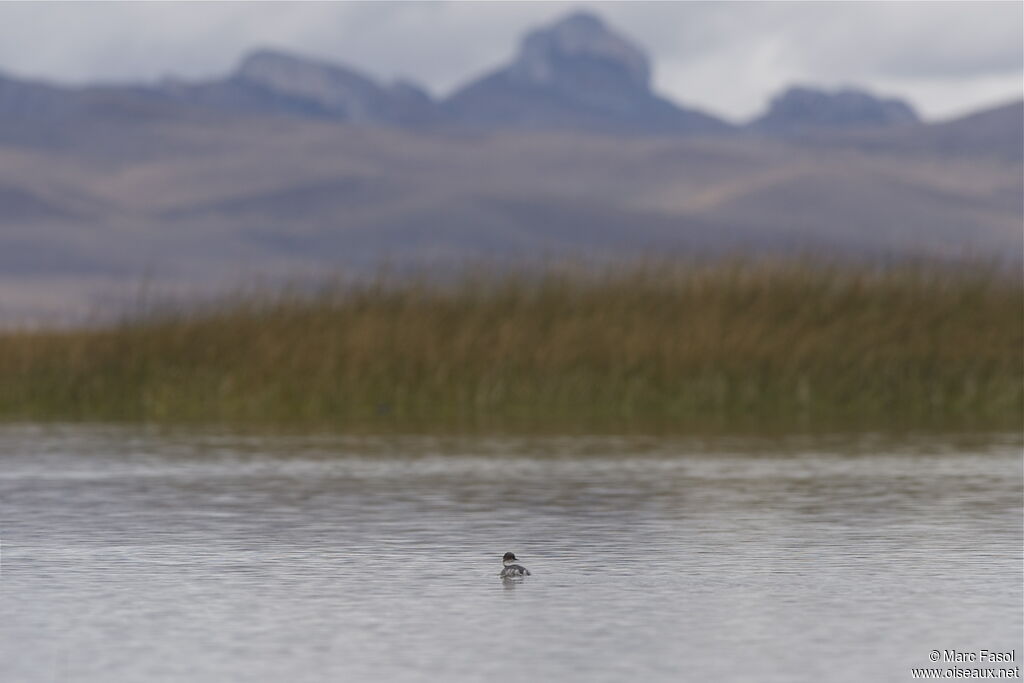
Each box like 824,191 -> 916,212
1,425 -> 1021,682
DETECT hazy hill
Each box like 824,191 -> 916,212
806,100 -> 1024,162
442,12 -> 731,135
1,104 -> 1020,320
751,86 -> 919,133
159,50 -> 437,127
0,11 -> 1020,322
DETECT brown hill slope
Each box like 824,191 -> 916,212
0,106 -> 1020,323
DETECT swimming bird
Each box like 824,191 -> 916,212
499,551 -> 531,578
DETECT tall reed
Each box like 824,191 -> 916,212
0,260 -> 1020,431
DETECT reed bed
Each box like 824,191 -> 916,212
0,261 -> 1020,431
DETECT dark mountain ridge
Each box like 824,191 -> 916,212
751,85 -> 920,134
0,11 -> 967,138
441,12 -> 732,135
160,49 -> 437,126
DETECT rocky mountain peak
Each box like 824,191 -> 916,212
234,49 -> 388,121
509,11 -> 651,92
441,11 -> 729,135
236,49 -> 377,92
752,86 -> 919,133
236,49 -> 299,78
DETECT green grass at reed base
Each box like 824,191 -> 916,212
1,261 -> 1021,432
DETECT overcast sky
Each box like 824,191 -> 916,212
0,2 -> 1020,123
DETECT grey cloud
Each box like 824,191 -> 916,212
771,2 -> 1023,79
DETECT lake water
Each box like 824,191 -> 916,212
1,425 -> 1021,682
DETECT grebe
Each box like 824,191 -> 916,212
499,551 -> 531,578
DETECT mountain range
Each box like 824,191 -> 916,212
0,11 -> 947,136
0,11 -> 1021,322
